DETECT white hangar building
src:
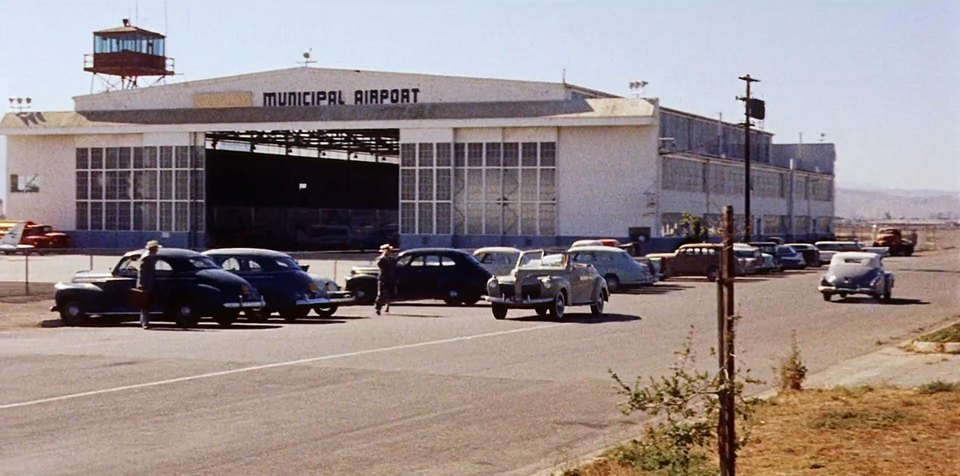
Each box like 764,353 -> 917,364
0,66 -> 836,251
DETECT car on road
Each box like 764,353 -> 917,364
567,245 -> 655,292
657,243 -> 725,281
818,252 -> 894,301
203,248 -> 350,321
52,248 -> 264,327
785,243 -> 821,268
774,245 -> 807,270
473,246 -> 522,277
345,248 -> 492,306
483,250 -> 608,320
733,244 -> 763,274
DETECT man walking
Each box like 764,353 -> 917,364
374,243 -> 397,315
137,240 -> 160,329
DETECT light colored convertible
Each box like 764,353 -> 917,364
483,250 -> 608,320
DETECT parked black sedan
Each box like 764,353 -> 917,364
53,248 -> 264,327
345,248 -> 492,306
775,245 -> 808,270
203,248 -> 349,321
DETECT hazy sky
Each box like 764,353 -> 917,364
1,0 -> 958,201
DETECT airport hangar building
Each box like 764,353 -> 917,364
0,67 -> 836,251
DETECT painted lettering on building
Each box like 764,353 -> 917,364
262,88 -> 421,107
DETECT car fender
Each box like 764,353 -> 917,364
593,278 -> 608,301
54,282 -> 103,307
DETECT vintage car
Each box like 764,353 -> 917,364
345,248 -> 492,305
472,246 -> 522,277
785,243 -> 821,268
733,244 -> 762,275
774,245 -> 807,270
203,248 -> 351,321
818,252 -> 894,301
658,243 -> 727,281
567,245 -> 654,291
483,250 -> 608,320
748,242 -> 783,268
52,248 -> 264,327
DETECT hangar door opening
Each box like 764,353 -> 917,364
204,129 -> 399,250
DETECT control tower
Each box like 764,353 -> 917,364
84,19 -> 175,90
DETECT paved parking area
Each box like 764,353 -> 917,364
1,248 -> 958,474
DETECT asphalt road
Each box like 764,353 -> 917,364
1,249 -> 958,475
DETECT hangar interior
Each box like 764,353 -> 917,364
204,128 -> 399,250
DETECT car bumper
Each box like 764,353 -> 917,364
223,299 -> 266,309
483,295 -> 555,307
817,285 -> 879,296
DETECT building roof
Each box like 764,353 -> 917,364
94,25 -> 165,38
0,97 -> 657,134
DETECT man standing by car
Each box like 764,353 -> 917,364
137,240 -> 160,329
374,243 -> 397,315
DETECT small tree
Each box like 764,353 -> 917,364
678,212 -> 709,243
778,330 -> 807,391
609,328 -> 762,475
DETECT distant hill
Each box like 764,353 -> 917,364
835,186 -> 960,220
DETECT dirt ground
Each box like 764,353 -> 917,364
568,386 -> 960,476
0,282 -> 60,330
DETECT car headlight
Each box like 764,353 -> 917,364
870,275 -> 883,287
309,282 -> 320,293
325,281 -> 339,292
241,284 -> 251,295
539,277 -> 553,289
825,275 -> 837,284
487,280 -> 498,294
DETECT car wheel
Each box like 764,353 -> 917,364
460,295 -> 481,306
822,293 -> 831,302
549,293 -> 566,320
171,300 -> 199,328
706,267 -> 719,282
590,292 -> 605,316
214,310 -> 238,327
59,300 -> 86,326
314,305 -> 338,318
604,275 -> 620,293
535,306 -> 548,317
353,287 -> 375,305
492,304 -> 508,320
281,307 -> 310,322
839,293 -> 848,299
443,297 -> 462,306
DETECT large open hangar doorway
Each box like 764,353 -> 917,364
204,129 -> 399,250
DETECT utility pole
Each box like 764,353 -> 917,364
717,205 -> 737,476
737,75 -> 762,241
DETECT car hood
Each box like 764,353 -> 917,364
70,270 -> 115,283
196,268 -> 256,290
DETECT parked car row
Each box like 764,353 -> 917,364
52,247 -> 352,327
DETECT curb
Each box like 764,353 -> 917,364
910,341 -> 960,354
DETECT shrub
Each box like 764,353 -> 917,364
778,330 -> 807,391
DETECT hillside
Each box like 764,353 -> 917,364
835,187 -> 960,220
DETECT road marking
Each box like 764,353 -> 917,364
0,323 -> 564,410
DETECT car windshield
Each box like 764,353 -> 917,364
734,248 -> 756,258
518,251 -> 565,268
188,257 -> 219,270
776,246 -> 796,255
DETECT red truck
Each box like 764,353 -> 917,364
21,221 -> 71,249
873,228 -> 914,256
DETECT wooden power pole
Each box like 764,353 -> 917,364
717,205 -> 737,475
738,75 -> 761,242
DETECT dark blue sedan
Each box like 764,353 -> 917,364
53,248 -> 264,327
203,248 -> 343,321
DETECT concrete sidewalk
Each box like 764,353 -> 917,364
804,345 -> 960,389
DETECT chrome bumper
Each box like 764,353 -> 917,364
223,299 -> 266,309
295,297 -> 332,306
484,295 -> 555,307
818,286 -> 877,295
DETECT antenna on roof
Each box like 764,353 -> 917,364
562,68 -> 566,85
299,49 -> 317,68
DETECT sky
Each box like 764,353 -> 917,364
1,0 -> 958,202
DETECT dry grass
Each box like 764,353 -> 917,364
570,386 -> 960,476
0,282 -> 58,330
740,387 -> 960,476
917,322 -> 960,343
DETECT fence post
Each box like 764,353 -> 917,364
25,252 -> 30,295
90,253 -> 94,270
333,259 -> 339,284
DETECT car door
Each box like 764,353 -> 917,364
105,255 -> 141,313
148,258 -> 177,313
238,257 -> 276,305
394,254 -> 424,299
